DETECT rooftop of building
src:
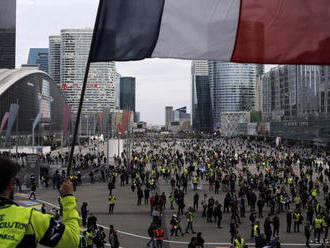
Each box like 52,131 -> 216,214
0,68 -> 48,96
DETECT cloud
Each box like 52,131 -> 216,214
16,1 -> 191,125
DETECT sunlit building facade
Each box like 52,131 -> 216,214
208,62 -> 257,126
60,29 -> 116,113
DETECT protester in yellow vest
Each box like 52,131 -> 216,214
234,235 -> 245,248
0,158 -> 80,248
314,215 -> 323,243
109,194 -> 116,214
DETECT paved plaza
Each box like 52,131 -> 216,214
16,175 -> 317,247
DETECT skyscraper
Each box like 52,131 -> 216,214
208,62 -> 257,126
49,36 -> 61,86
165,106 -> 174,128
262,65 -> 329,121
0,0 -> 16,69
195,76 -> 212,132
119,77 -> 136,112
60,29 -> 116,113
27,48 -> 49,73
191,60 -> 211,132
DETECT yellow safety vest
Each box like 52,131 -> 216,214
109,196 -> 116,204
294,213 -> 300,221
0,204 -> 32,247
312,189 -> 317,197
234,238 -> 245,248
85,232 -> 93,246
253,225 -> 259,237
315,218 -> 323,229
193,177 -> 198,184
187,212 -> 194,222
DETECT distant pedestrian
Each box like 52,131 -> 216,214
109,225 -> 120,248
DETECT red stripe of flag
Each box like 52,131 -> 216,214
232,0 -> 330,64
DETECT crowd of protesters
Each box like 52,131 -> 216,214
2,135 -> 330,248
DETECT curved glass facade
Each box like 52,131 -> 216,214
0,70 -> 66,134
208,62 -> 257,126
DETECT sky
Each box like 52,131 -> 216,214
16,0 -> 191,126
16,0 -> 274,126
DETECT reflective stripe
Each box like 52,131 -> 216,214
235,238 -> 244,248
315,218 -> 323,229
253,225 -> 259,237
155,229 -> 164,240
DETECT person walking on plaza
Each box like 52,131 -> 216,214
137,186 -> 143,206
146,223 -> 156,248
249,211 -> 256,239
286,209 -> 292,233
193,175 -> 198,191
155,225 -> 164,248
185,208 -> 196,234
323,212 -> 330,240
234,234 -> 245,248
0,158 -> 80,247
305,222 -> 312,247
87,213 -> 98,230
81,202 -> 89,226
272,214 -> 280,237
108,225 -> 120,248
193,192 -> 199,210
145,187 -> 150,205
254,220 -> 261,245
264,215 -> 272,244
230,219 -> 239,243
109,194 -> 116,214
314,215 -> 323,243
195,232 -> 205,248
84,230 -> 94,248
29,179 -> 37,200
293,209 -> 301,232
169,193 -> 175,209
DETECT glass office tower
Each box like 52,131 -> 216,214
208,62 -> 257,126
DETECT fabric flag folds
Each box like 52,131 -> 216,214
33,112 -> 42,131
97,112 -> 102,134
5,104 -> 19,142
90,0 -> 330,65
0,112 -> 9,135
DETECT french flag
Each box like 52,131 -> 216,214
90,0 -> 330,65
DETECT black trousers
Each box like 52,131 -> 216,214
287,221 -> 291,232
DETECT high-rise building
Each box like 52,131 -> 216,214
255,75 -> 262,112
48,36 -> 61,86
0,0 -> 16,69
60,29 -> 116,113
194,75 -> 213,132
134,112 -> 140,123
119,77 -> 136,112
208,62 -> 258,126
27,48 -> 49,73
262,65 -> 330,121
191,60 -> 210,131
114,73 -> 121,109
165,106 -> 174,128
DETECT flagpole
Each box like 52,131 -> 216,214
15,99 -> 18,162
67,0 -> 104,175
